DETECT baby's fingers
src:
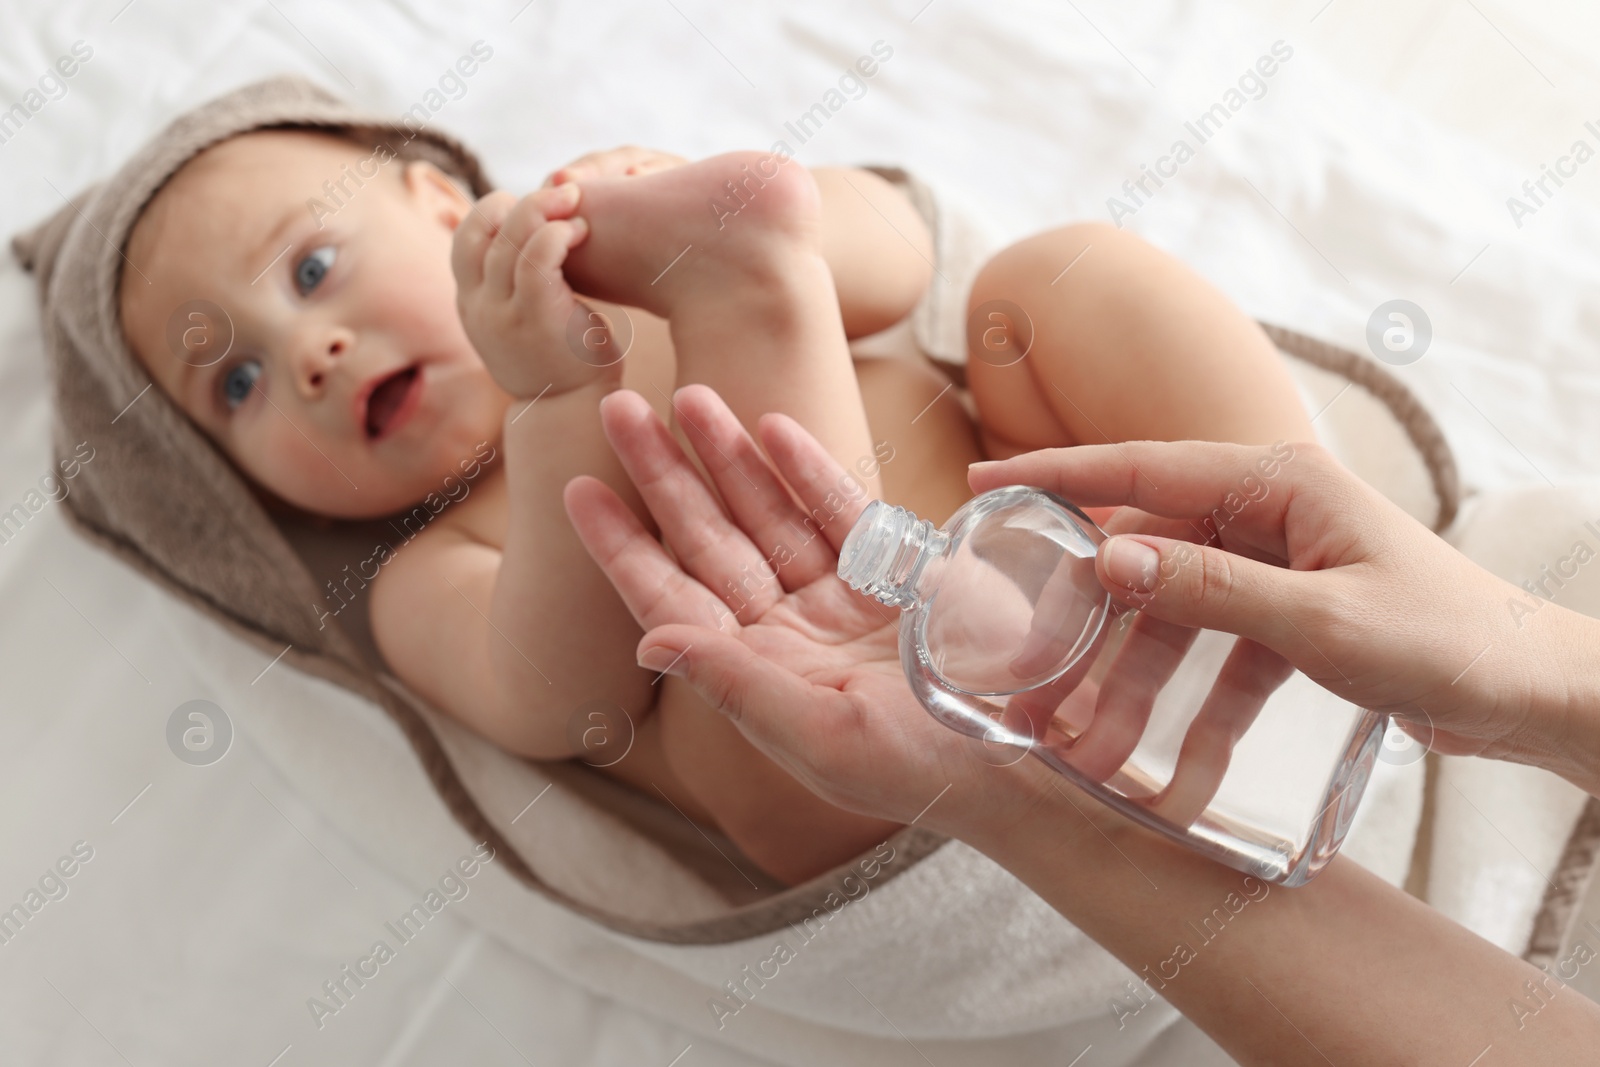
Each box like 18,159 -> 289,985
482,186 -> 580,300
514,217 -> 588,295
452,190 -> 516,292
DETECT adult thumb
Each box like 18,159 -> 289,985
1098,534 -> 1309,651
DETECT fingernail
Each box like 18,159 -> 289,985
1103,537 -> 1159,593
567,216 -> 589,244
638,646 -> 687,679
968,461 -> 998,473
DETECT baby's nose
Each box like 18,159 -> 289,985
298,328 -> 354,394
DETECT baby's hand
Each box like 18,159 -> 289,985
543,145 -> 687,187
452,184 -> 618,398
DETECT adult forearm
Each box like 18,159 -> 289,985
970,780 -> 1600,1065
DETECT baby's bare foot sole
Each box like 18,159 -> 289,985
563,150 -> 822,318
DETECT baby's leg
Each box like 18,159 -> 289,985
963,222 -> 1314,458
564,155 -> 898,884
565,153 -> 879,496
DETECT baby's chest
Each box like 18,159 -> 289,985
431,462 -> 510,549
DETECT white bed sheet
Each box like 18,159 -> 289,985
3,0 -> 1597,1064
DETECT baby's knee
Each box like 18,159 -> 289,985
971,221 -> 1154,309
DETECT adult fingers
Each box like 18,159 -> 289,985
968,439 -> 1311,533
1144,638 -> 1294,828
671,385 -> 841,591
1066,613 -> 1198,782
1009,549 -> 1110,679
757,411 -> 876,557
1101,506 -> 1292,572
1096,533 -> 1320,656
597,391 -> 781,620
563,476 -> 735,633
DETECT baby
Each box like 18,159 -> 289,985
118,128 -> 1314,885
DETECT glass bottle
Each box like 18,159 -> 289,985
837,486 -> 1384,885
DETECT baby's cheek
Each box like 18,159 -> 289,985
250,420 -> 364,515
370,248 -> 464,340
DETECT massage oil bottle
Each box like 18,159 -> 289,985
837,486 -> 1385,885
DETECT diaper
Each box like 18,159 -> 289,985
854,165 -> 996,368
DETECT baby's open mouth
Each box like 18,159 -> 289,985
364,365 -> 421,440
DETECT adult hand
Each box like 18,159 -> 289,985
563,386 -> 1061,839
970,442 -> 1600,790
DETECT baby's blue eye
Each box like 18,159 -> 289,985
294,246 -> 337,294
220,358 -> 262,410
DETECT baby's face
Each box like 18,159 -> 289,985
121,130 -> 510,520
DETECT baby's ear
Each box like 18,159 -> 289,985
403,159 -> 470,229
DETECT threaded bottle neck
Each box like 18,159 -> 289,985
837,500 -> 949,609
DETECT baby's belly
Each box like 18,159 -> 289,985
854,355 -> 985,526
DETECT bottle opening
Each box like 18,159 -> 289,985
837,500 -> 944,610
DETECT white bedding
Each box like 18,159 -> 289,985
2,1 -> 1597,1064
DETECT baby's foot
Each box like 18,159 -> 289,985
562,150 -> 824,320
561,151 -> 867,483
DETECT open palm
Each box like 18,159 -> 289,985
563,385 -> 1049,832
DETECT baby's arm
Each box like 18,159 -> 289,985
371,187 -> 655,759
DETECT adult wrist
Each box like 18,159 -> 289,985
1526,604 -> 1600,797
950,757 -> 1145,872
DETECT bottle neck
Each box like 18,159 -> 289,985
837,500 -> 949,609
